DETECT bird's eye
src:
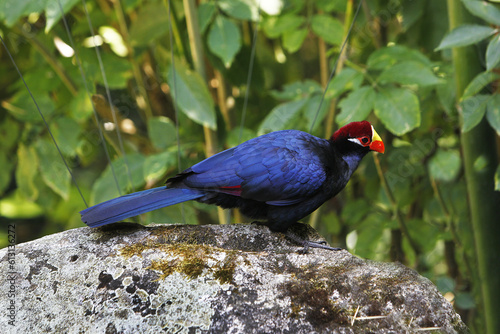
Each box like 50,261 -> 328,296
360,137 -> 370,145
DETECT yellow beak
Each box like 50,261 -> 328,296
369,127 -> 385,153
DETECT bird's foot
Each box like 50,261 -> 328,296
285,231 -> 342,253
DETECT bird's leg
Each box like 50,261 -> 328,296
284,230 -> 342,253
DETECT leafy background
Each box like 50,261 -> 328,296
1,0 -> 500,332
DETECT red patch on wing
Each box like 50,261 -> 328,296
220,185 -> 241,189
218,185 -> 242,196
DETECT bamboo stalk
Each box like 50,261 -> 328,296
446,1 -> 500,333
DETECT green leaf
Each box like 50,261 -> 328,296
436,277 -> 456,294
148,202 -> 198,225
435,24 -> 496,50
80,49 -> 133,88
68,91 -> 93,122
378,61 -> 442,86
486,94 -> 500,135
198,2 -> 216,33
341,198 -> 369,225
455,292 -> 476,310
4,91 -> 55,123
0,0 -> 45,28
129,2 -> 169,47
374,86 -> 420,135
123,0 -> 141,11
436,80 -> 456,115
462,0 -> 500,26
401,0 -> 425,30
227,128 -> 256,147
217,0 -> 260,21
428,149 -> 461,182
282,28 -> 308,53
16,144 -> 39,201
463,71 -> 500,99
0,150 -> 14,195
486,34 -> 500,71
311,14 -> 343,45
0,192 -> 43,219
354,214 -> 386,258
303,94 -> 330,132
495,164 -> 500,191
417,1 -> 450,52
11,65 -> 60,96
45,0 -> 80,33
270,80 -> 322,100
0,116 -> 20,150
91,153 -> 147,205
51,117 -> 81,156
208,15 -> 242,67
143,151 -> 177,182
407,218 -> 443,252
460,94 -> 489,132
337,86 -> 376,126
263,14 -> 305,38
167,61 -> 217,130
367,45 -> 432,70
325,68 -> 364,99
35,139 -> 70,200
473,155 -> 489,172
258,99 -> 308,135
148,116 -> 176,150
315,0 -> 346,13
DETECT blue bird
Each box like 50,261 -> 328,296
80,121 -> 384,250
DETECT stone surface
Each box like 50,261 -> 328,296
0,222 -> 468,333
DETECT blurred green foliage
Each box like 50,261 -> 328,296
1,0 -> 499,331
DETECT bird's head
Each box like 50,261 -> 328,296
330,121 -> 385,154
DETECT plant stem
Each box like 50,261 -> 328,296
183,0 -> 206,79
429,176 -> 473,282
113,0 -> 153,120
309,0 -> 354,230
308,36 -> 329,230
446,1 -> 500,332
215,69 -> 234,131
344,59 -> 377,85
168,2 -> 187,60
182,0 -> 226,224
324,0 -> 353,138
361,0 -> 381,49
373,154 -> 421,259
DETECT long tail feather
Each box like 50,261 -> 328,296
80,187 -> 204,227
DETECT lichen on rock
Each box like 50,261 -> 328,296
0,222 -> 469,334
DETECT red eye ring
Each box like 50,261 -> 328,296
360,136 -> 370,145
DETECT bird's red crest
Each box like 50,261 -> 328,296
331,121 -> 372,141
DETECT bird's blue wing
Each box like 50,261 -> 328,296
182,130 -> 327,203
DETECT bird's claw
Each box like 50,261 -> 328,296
285,231 -> 342,253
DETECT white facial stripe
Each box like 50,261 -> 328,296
371,125 -> 375,140
348,137 -> 362,146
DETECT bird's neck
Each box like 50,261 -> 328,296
341,150 -> 367,175
329,140 -> 368,177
